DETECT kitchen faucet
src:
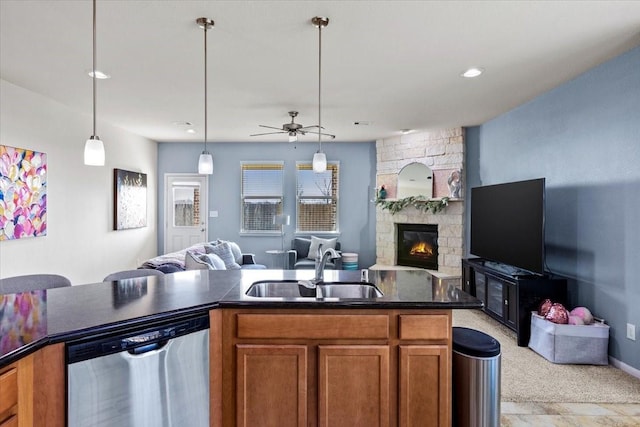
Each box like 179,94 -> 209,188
297,244 -> 341,290
313,244 -> 340,284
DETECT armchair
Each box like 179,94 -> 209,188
286,237 -> 342,270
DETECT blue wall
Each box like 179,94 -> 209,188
158,140 -> 378,268
465,46 -> 640,370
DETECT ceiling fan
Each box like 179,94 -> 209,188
250,111 -> 335,142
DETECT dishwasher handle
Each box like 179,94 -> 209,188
127,340 -> 168,355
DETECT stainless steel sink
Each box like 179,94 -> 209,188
245,280 -> 383,299
245,280 -> 310,298
317,282 -> 383,298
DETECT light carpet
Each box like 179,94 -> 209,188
452,309 -> 640,403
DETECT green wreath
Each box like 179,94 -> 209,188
375,195 -> 450,214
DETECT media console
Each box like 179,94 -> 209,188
462,258 -> 568,346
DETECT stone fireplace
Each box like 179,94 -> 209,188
374,128 -> 464,277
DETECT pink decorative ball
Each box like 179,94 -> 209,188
570,307 -> 594,325
545,303 -> 569,324
538,299 -> 553,317
568,315 -> 584,325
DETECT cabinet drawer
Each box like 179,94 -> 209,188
237,314 -> 389,339
398,315 -> 450,341
0,367 -> 18,416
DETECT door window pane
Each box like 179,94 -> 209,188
172,183 -> 201,227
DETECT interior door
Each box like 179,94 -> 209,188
165,174 -> 208,254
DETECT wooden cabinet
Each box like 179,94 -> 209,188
0,344 -> 65,427
0,354 -> 32,427
463,258 -> 568,346
318,345 -> 389,427
236,344 -> 308,427
398,345 -> 449,427
215,308 -> 451,427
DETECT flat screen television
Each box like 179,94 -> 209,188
470,178 -> 545,275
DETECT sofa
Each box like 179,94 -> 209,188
286,236 -> 342,270
141,240 -> 266,272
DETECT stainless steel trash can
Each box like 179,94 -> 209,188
452,326 -> 501,427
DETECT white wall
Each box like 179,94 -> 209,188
0,79 -> 158,285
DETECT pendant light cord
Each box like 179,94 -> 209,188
203,23 -> 208,152
317,22 -> 322,152
92,0 -> 97,137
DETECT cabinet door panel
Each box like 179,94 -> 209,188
236,345 -> 307,427
0,367 -> 18,416
318,345 -> 389,427
474,273 -> 486,305
399,345 -> 450,427
505,282 -> 517,329
486,277 -> 504,318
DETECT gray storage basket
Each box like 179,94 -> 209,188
528,312 -> 609,365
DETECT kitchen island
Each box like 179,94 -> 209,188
1,268 -> 481,427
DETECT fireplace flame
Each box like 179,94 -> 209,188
410,242 -> 434,256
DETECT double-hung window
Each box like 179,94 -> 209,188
296,162 -> 339,233
240,162 -> 284,233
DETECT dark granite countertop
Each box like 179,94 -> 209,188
0,269 -> 481,367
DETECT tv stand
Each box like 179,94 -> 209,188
462,258 -> 567,346
483,261 -> 534,277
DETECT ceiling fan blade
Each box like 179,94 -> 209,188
258,125 -> 285,131
304,130 -> 336,139
250,131 -> 287,137
299,125 -> 320,130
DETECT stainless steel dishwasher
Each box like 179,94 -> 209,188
67,315 -> 209,427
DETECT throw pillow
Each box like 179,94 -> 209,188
211,239 -> 243,264
205,253 -> 226,270
205,242 -> 241,270
185,251 -> 213,270
307,236 -> 338,260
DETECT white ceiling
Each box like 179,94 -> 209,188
2,1 -> 639,144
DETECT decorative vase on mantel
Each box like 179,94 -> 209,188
378,185 -> 387,200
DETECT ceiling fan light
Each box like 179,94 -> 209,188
198,151 -> 213,174
289,133 -> 298,143
312,151 -> 327,173
84,135 -> 105,166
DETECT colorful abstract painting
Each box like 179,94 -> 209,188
114,168 -> 147,230
0,145 -> 47,240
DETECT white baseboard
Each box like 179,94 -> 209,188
609,356 -> 640,379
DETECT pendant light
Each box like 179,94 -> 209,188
84,0 -> 105,166
311,16 -> 329,173
197,17 -> 214,175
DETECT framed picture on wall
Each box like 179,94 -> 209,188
0,144 -> 47,240
114,168 -> 147,230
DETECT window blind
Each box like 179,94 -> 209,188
296,162 -> 339,232
241,162 -> 284,232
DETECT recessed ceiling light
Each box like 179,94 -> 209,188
461,67 -> 484,78
353,121 -> 371,126
401,129 -> 414,135
86,70 -> 111,79
186,129 -> 196,134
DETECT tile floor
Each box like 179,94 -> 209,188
501,402 -> 640,426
